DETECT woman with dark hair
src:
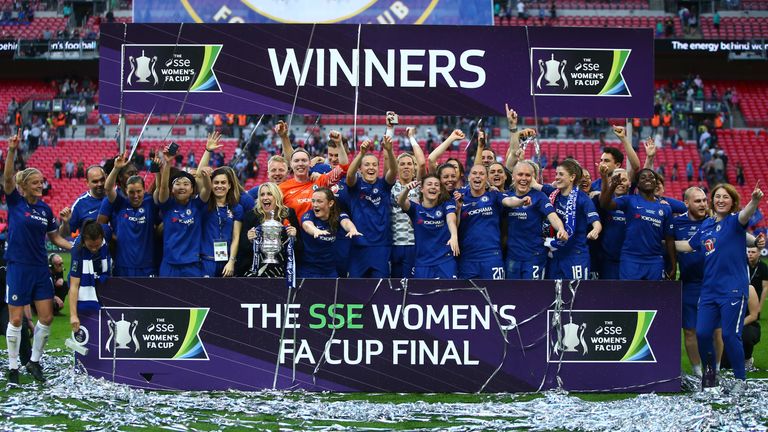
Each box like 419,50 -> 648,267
398,174 -> 460,279
437,163 -> 459,194
676,182 -> 764,392
488,162 -> 512,191
102,152 -> 159,276
155,141 -> 211,277
445,158 -> 466,189
3,129 -> 72,385
599,167 -> 676,280
237,182 -> 300,278
537,159 -> 602,280
506,161 -> 568,280
201,166 -> 243,277
299,188 -> 361,278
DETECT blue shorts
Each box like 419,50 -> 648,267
335,234 -> 351,277
599,259 -> 620,280
459,256 -> 504,280
347,245 -> 391,278
390,245 -> 416,279
506,255 -> 547,280
5,263 -> 53,306
299,266 -> 338,278
549,252 -> 590,280
682,281 -> 702,329
412,260 -> 457,279
159,261 -> 203,277
620,257 -> 664,281
114,266 -> 156,277
202,259 -> 227,278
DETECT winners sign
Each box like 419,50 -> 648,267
99,24 -> 653,117
78,278 -> 680,393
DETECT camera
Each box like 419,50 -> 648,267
167,142 -> 179,156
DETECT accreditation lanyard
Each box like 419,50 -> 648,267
213,205 -> 229,262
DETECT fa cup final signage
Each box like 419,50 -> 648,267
99,24 -> 653,117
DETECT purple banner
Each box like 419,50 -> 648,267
98,23 -> 653,117
77,278 -> 681,393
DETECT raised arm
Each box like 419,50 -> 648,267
428,129 -> 464,173
3,128 -> 20,193
197,131 -> 222,174
276,120 -> 293,160
105,152 -> 129,203
398,180 -> 418,213
599,164 -> 619,211
155,149 -> 173,204
474,129 -> 486,167
642,136 -> 656,171
346,139 -> 371,187
613,125 -> 641,174
382,135 -> 397,184
504,104 -> 519,171
407,127 -> 426,180
330,130 -> 348,166
739,181 -> 764,226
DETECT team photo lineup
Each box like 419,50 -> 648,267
2,3 -> 768,429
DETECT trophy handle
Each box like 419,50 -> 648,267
150,56 -> 159,86
578,323 -> 587,355
536,59 -> 545,89
130,320 -> 140,353
105,320 -> 115,352
559,60 -> 568,89
127,56 -> 135,86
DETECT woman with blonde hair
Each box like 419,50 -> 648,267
237,182 -> 300,278
3,130 -> 72,385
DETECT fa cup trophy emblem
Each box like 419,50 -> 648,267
554,316 -> 588,355
537,54 -> 568,89
127,50 -> 159,86
106,313 -> 140,353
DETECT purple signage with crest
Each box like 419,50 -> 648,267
98,23 -> 653,117
76,278 -> 680,393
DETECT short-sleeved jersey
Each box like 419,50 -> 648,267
201,203 -> 244,258
458,190 -> 504,260
406,200 -> 457,267
542,185 -> 600,257
159,196 -> 207,264
69,191 -> 103,232
300,211 -> 349,271
688,213 -> 749,298
5,190 -> 58,266
614,194 -> 673,259
673,213 -> 705,284
505,190 -> 555,260
111,193 -> 159,269
347,175 -> 393,247
391,181 -> 419,246
279,176 -> 333,221
594,195 -> 626,260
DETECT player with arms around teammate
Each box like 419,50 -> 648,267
455,164 -> 532,279
3,129 -> 72,385
676,182 -> 765,392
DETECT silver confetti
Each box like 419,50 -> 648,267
2,350 -> 768,431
